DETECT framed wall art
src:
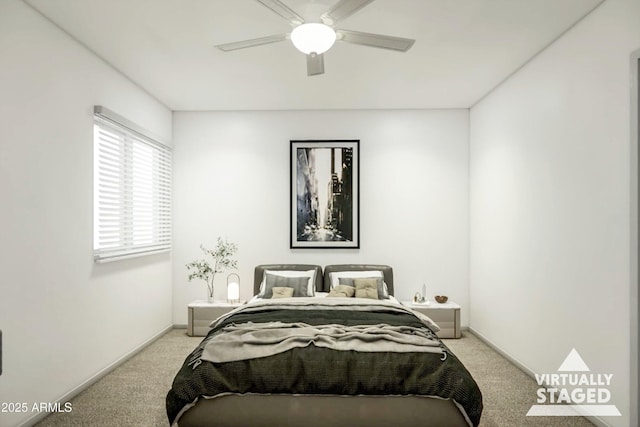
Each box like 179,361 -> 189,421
290,140 -> 360,249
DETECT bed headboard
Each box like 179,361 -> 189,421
253,264 -> 324,295
323,264 -> 394,295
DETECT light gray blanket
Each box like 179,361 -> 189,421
201,321 -> 443,363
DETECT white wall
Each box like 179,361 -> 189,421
0,1 -> 173,426
469,0 -> 640,425
631,47 -> 640,427
172,109 -> 469,325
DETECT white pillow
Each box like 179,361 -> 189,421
329,270 -> 384,290
259,269 -> 316,296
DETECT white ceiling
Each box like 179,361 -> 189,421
25,0 -> 603,111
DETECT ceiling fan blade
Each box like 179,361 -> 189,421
322,0 -> 375,24
336,29 -> 415,52
255,0 -> 304,24
215,34 -> 288,51
306,53 -> 325,76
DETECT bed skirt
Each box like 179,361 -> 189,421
176,393 -> 471,427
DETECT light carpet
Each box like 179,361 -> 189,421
35,329 -> 595,427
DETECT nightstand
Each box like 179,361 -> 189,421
187,300 -> 243,337
403,300 -> 461,338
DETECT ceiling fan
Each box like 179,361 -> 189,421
215,0 -> 415,76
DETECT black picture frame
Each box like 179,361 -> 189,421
290,140 -> 360,249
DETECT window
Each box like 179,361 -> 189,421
93,106 -> 172,261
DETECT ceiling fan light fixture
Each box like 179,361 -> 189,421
290,23 -> 336,55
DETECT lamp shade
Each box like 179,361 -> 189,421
227,273 -> 240,304
290,23 -> 336,55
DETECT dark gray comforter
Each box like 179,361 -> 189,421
166,299 -> 483,426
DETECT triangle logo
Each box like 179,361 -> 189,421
557,348 -> 590,372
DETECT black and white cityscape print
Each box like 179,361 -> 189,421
295,145 -> 354,244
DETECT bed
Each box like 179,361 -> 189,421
167,264 -> 483,427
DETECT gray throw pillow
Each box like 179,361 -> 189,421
264,274 -> 309,298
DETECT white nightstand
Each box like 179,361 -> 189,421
187,300 -> 243,337
403,300 -> 461,338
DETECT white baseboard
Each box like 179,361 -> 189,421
467,327 -> 611,427
19,324 -> 174,427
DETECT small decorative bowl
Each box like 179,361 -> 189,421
434,295 -> 448,304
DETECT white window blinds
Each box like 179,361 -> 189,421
93,107 -> 172,262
